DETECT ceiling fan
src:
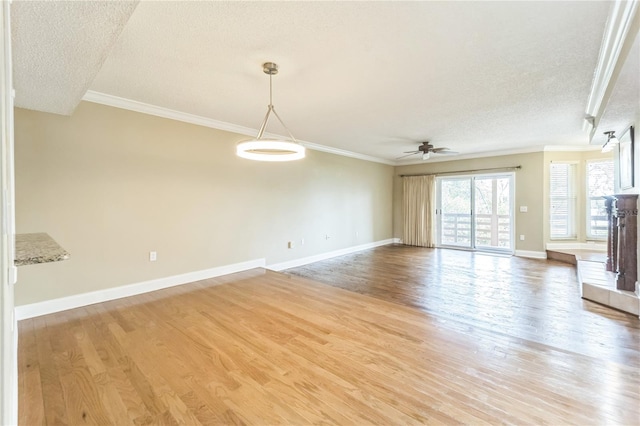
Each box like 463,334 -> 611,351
397,141 -> 459,160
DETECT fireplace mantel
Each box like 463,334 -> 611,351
606,194 -> 638,292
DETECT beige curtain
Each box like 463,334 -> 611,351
403,175 -> 436,247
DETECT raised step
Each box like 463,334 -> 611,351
546,249 -> 606,265
578,260 -> 639,316
546,248 -> 638,316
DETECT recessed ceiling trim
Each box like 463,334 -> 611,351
82,90 -> 395,166
584,0 -> 639,135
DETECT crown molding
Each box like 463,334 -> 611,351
394,146 -> 546,166
393,144 -> 602,166
300,141 -> 395,165
543,144 -> 602,152
81,91 -> 603,168
584,0 -> 639,135
82,90 -> 257,136
81,91 -> 394,166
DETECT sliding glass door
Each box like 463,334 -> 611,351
437,174 -> 514,253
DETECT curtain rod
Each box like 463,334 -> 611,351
400,165 -> 521,177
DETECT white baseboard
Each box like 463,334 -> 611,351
545,242 -> 607,251
14,258 -> 266,320
515,250 -> 547,259
267,238 -> 396,271
15,238 -> 400,319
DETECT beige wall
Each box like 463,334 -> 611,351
542,150 -> 614,244
393,152 -> 545,253
14,102 -> 394,305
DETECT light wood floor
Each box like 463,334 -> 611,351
287,245 -> 640,366
19,246 -> 640,425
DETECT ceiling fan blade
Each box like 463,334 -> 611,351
396,152 -> 419,159
432,148 -> 459,155
403,150 -> 420,154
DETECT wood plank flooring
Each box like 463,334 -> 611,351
287,245 -> 640,367
18,246 -> 640,425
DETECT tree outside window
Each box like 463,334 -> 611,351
586,160 -> 614,239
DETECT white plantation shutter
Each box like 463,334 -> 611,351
550,163 -> 576,239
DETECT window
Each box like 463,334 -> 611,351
550,163 -> 576,239
586,160 -> 614,239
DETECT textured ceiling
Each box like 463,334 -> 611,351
11,0 -> 138,115
12,1 -> 618,162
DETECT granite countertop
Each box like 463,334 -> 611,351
15,233 -> 70,266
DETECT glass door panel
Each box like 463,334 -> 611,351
440,178 -> 472,248
474,177 -> 512,250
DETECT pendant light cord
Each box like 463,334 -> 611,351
255,66 -> 298,142
269,73 -> 273,107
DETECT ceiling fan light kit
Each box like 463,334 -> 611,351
236,62 -> 305,162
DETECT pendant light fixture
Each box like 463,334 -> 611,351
601,130 -> 619,153
236,62 -> 305,161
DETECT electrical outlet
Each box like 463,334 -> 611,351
149,251 -> 157,261
519,235 -> 525,241
519,206 -> 528,213
300,238 -> 304,246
